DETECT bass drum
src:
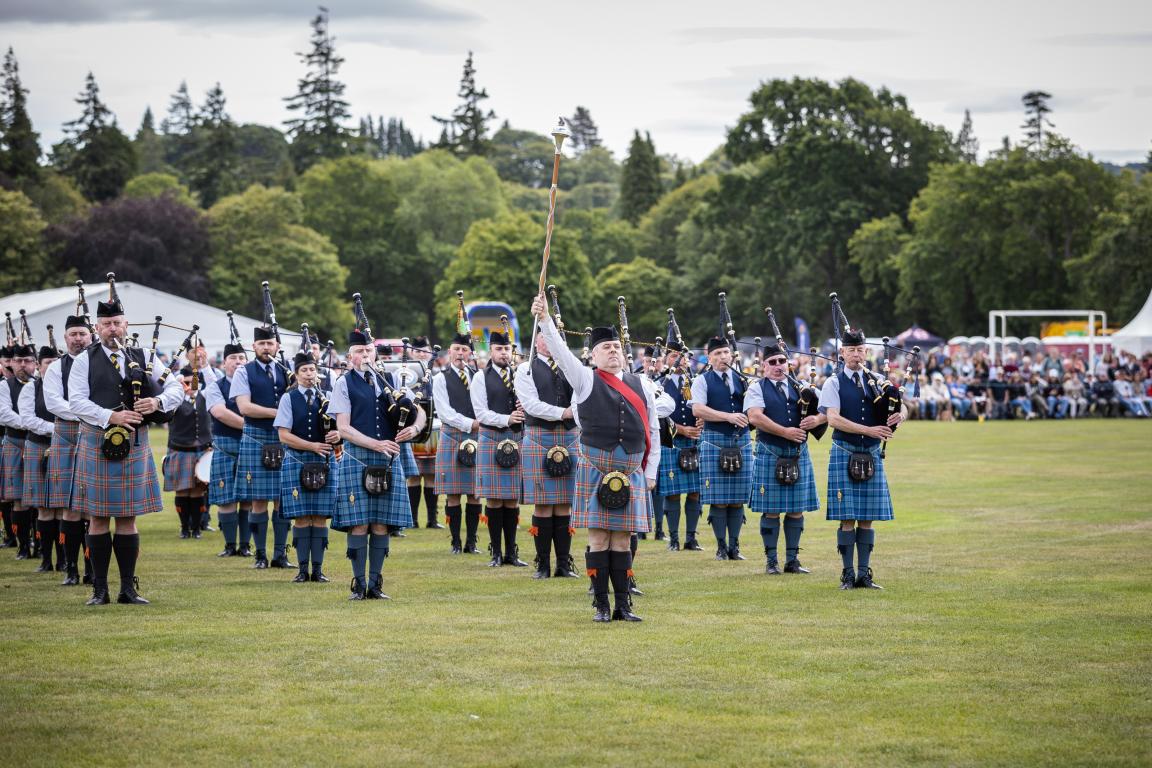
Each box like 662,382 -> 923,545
411,418 -> 440,461
194,449 -> 214,484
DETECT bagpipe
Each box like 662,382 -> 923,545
261,281 -> 293,381
764,306 -> 827,440
352,292 -> 420,434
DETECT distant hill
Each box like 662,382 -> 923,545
1099,161 -> 1148,177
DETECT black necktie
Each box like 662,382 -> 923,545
109,351 -> 121,377
458,367 -> 469,389
306,389 -> 313,408
776,380 -> 786,401
853,372 -> 861,390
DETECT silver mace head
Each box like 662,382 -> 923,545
550,117 -> 570,152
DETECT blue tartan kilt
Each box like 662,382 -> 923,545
235,424 -> 282,502
332,443 -> 409,531
207,435 -> 240,507
74,423 -> 162,518
657,435 -> 702,497
699,429 -> 754,505
825,440 -> 893,521
0,436 -> 24,502
435,426 -> 476,496
572,443 -> 650,533
163,447 -> 208,493
477,428 -> 523,501
47,420 -> 81,509
749,441 -> 820,514
520,425 -> 578,506
400,442 -> 419,478
279,447 -> 337,519
21,438 -> 51,508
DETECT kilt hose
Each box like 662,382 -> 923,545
332,443 -> 409,532
235,423 -> 282,503
46,419 -> 81,509
74,422 -> 163,518
825,440 -> 893,522
162,447 -> 209,493
207,435 -> 240,507
749,441 -> 820,514
520,425 -> 578,506
572,443 -> 650,533
400,443 -> 419,478
657,435 -> 702,498
0,434 -> 25,503
477,428 -> 523,501
21,437 -> 52,509
699,429 -> 754,505
279,447 -> 337,519
435,426 -> 476,497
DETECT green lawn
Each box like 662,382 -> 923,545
1,421 -> 1150,767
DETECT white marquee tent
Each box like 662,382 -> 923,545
0,283 -> 267,356
1110,289 -> 1152,356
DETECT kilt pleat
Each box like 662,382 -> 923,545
435,426 -> 476,496
162,448 -> 207,493
656,435 -> 702,497
0,436 -> 24,502
825,440 -> 893,521
699,430 -> 754,505
332,443 -> 409,531
520,425 -> 578,506
572,443 -> 650,533
399,443 -> 419,478
749,441 -> 820,514
74,423 -> 162,518
207,435 -> 240,506
235,424 -> 281,502
279,447 -> 337,519
477,428 -> 523,501
21,439 -> 51,508
47,420 -> 81,509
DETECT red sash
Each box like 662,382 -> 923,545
595,370 -> 651,470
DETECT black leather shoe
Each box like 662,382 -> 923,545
637,532 -> 647,540
532,556 -> 550,579
191,530 -> 202,540
667,536 -> 680,552
217,544 -> 237,558
310,570 -> 330,583
784,559 -> 810,574
426,521 -> 445,530
654,529 -> 666,541
202,525 -> 216,533
292,570 -> 309,583
728,545 -> 746,561
86,585 -> 111,606
463,539 -> 480,554
270,554 -> 293,569
684,536 -> 703,551
451,542 -> 462,554
117,578 -> 150,605
765,561 -> 782,575
715,545 -> 729,561
593,597 -> 612,623
82,571 -> 93,585
15,549 -> 30,560
238,544 -> 253,557
554,556 -> 578,578
628,577 -> 644,596
35,560 -> 54,573
855,567 -> 883,590
348,577 -> 366,601
388,526 -> 406,538
253,551 -> 269,569
502,549 -> 528,567
62,570 -> 80,586
179,530 -> 190,539
612,597 -> 643,622
366,576 -> 390,600
488,556 -> 502,567
56,561 -> 66,572
839,568 -> 856,590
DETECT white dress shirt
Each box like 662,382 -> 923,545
471,364 -> 514,429
0,379 -> 23,429
18,381 -> 54,437
514,356 -> 569,423
43,355 -> 79,421
431,366 -> 477,433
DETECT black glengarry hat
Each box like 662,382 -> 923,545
489,331 -> 510,347
588,326 -> 619,350
293,351 -> 315,371
348,329 -> 370,346
254,326 -> 276,342
223,343 -> 246,358
64,315 -> 89,330
451,333 -> 473,348
411,335 -> 431,350
14,343 -> 36,358
842,328 -> 866,346
706,336 -> 730,353
38,345 -> 59,361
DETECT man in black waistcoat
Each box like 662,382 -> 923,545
163,367 -> 213,539
1,341 -> 36,559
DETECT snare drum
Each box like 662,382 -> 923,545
411,422 -> 440,460
194,449 -> 214,484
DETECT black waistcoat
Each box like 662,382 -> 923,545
483,365 -> 519,432
526,357 -> 575,430
86,346 -> 156,410
168,393 -> 212,448
577,371 -> 647,454
444,366 -> 476,419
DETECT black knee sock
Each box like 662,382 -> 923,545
501,508 -> 518,559
237,504 -> 252,546
174,496 -> 189,533
423,488 -> 438,523
407,486 -> 421,526
531,515 -> 553,565
608,550 -> 634,609
38,519 -> 58,565
664,497 -> 682,539
63,519 -> 84,570
465,503 -> 481,544
445,504 -> 462,545
87,531 -> 113,588
19,509 -> 34,551
586,549 -> 611,601
485,507 -> 503,555
188,498 -> 203,533
1,501 -> 13,540
111,533 -> 140,591
552,516 -> 572,567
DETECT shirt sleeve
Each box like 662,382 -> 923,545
203,378 -> 225,411
42,358 -> 77,420
0,381 -> 16,428
471,370 -> 510,429
19,383 -> 53,436
432,371 -> 474,432
67,351 -> 114,429
644,385 -> 660,483
743,380 -> 765,411
817,374 -> 841,413
327,375 -> 351,415
152,359 -> 185,413
690,374 -> 709,407
272,392 -> 294,429
515,361 -> 566,421
540,316 -> 593,403
230,364 -> 251,399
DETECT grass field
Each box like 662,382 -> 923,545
1,421 -> 1150,767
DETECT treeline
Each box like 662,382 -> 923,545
1,11 -> 1149,344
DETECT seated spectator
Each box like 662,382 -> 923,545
947,373 -> 973,420
1026,371 -> 1049,418
921,372 -> 951,421
1042,369 -> 1069,419
1113,371 -> 1149,417
987,371 -> 1011,419
1063,373 -> 1088,418
1090,374 -> 1119,417
1006,371 -> 1035,420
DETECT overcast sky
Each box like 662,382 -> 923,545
3,0 -> 1150,165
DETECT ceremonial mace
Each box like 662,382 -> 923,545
528,117 -> 572,363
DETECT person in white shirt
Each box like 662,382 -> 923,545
20,343 -> 63,574
431,334 -> 483,555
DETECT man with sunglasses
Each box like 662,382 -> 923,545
745,345 -> 825,575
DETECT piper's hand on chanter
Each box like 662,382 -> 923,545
886,412 -> 904,428
647,479 -> 656,491
508,408 -> 525,425
727,412 -> 749,428
133,397 -> 160,415
323,430 -> 341,445
311,442 -> 333,457
799,415 -> 821,431
109,409 -> 142,428
561,407 -> 574,420
374,439 -> 401,457
395,426 -> 419,443
783,427 -> 808,444
871,425 -> 894,440
531,294 -> 549,321
677,423 -> 702,439
470,419 -> 480,432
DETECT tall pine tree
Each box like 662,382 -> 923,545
618,130 -> 662,224
0,47 -> 40,181
568,106 -> 601,154
956,109 -> 979,163
54,72 -> 135,202
283,9 -> 351,172
432,51 -> 495,157
161,81 -> 195,135
186,82 -> 238,207
133,106 -> 166,174
1021,90 -> 1054,151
